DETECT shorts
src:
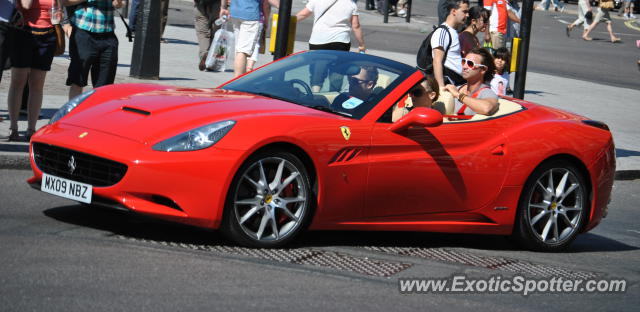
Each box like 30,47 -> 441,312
490,31 -> 506,50
66,27 -> 118,88
248,23 -> 263,62
9,26 -> 56,71
232,18 -> 260,55
308,42 -> 351,51
594,8 -> 612,23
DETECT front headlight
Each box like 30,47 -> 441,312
152,120 -> 236,152
49,90 -> 96,124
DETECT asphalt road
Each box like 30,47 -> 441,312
1,169 -> 638,310
165,0 -> 640,90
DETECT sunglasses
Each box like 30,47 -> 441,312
462,58 -> 487,69
349,76 -> 372,85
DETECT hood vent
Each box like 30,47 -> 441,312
122,106 -> 151,116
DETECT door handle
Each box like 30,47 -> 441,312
491,144 -> 505,155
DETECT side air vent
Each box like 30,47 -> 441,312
329,147 -> 363,164
122,106 -> 151,115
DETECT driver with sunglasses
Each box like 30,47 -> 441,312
331,65 -> 378,113
444,47 -> 499,117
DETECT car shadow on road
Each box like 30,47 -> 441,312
524,90 -> 554,96
566,233 -> 639,252
42,204 -> 638,253
43,205 -> 227,246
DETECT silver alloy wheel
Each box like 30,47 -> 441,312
526,168 -> 584,245
232,157 -> 308,242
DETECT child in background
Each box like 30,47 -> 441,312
490,47 -> 510,96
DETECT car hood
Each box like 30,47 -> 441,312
60,88 -> 334,143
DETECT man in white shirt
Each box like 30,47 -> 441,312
432,0 -> 469,89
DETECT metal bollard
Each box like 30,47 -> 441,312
130,0 -> 160,79
405,0 -> 412,23
383,0 -> 389,23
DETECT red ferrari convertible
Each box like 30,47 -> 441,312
28,51 -> 615,251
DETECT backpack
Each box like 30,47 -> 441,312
416,24 -> 452,75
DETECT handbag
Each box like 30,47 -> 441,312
53,24 -> 65,56
51,0 -> 65,56
584,10 -> 593,20
599,0 -> 614,9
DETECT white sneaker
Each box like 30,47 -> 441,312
397,9 -> 407,18
630,14 -> 637,19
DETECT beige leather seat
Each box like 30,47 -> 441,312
431,90 -> 455,115
469,99 -> 522,120
372,73 -> 393,95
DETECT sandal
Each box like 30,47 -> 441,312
25,129 -> 36,142
611,38 -> 621,43
582,36 -> 593,41
7,128 -> 19,142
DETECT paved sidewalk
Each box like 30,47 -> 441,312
1,2 -> 639,178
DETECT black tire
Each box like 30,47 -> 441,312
221,150 -> 314,248
512,160 -> 589,252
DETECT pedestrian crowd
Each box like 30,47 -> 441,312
1,0 -> 638,140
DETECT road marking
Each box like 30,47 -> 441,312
624,20 -> 640,32
557,19 -> 571,25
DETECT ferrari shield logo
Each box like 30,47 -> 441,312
340,126 -> 351,141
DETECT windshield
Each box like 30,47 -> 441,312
221,50 -> 416,119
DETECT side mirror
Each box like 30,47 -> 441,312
388,107 -> 443,133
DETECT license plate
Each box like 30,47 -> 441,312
41,173 -> 93,204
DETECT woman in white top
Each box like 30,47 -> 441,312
296,0 -> 366,92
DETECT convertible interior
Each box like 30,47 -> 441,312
312,72 -> 395,107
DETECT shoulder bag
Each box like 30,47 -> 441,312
52,0 -> 65,56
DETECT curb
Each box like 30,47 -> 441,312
614,170 -> 640,181
3,153 -> 638,181
0,154 -> 31,170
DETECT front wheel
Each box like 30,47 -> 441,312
221,150 -> 313,248
513,160 -> 589,252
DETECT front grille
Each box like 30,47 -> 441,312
33,143 -> 128,187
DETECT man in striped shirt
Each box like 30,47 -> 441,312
431,0 -> 469,89
62,0 -> 123,99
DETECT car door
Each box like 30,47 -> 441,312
363,116 -> 515,219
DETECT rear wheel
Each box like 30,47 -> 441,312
513,160 -> 589,251
222,150 -> 313,248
